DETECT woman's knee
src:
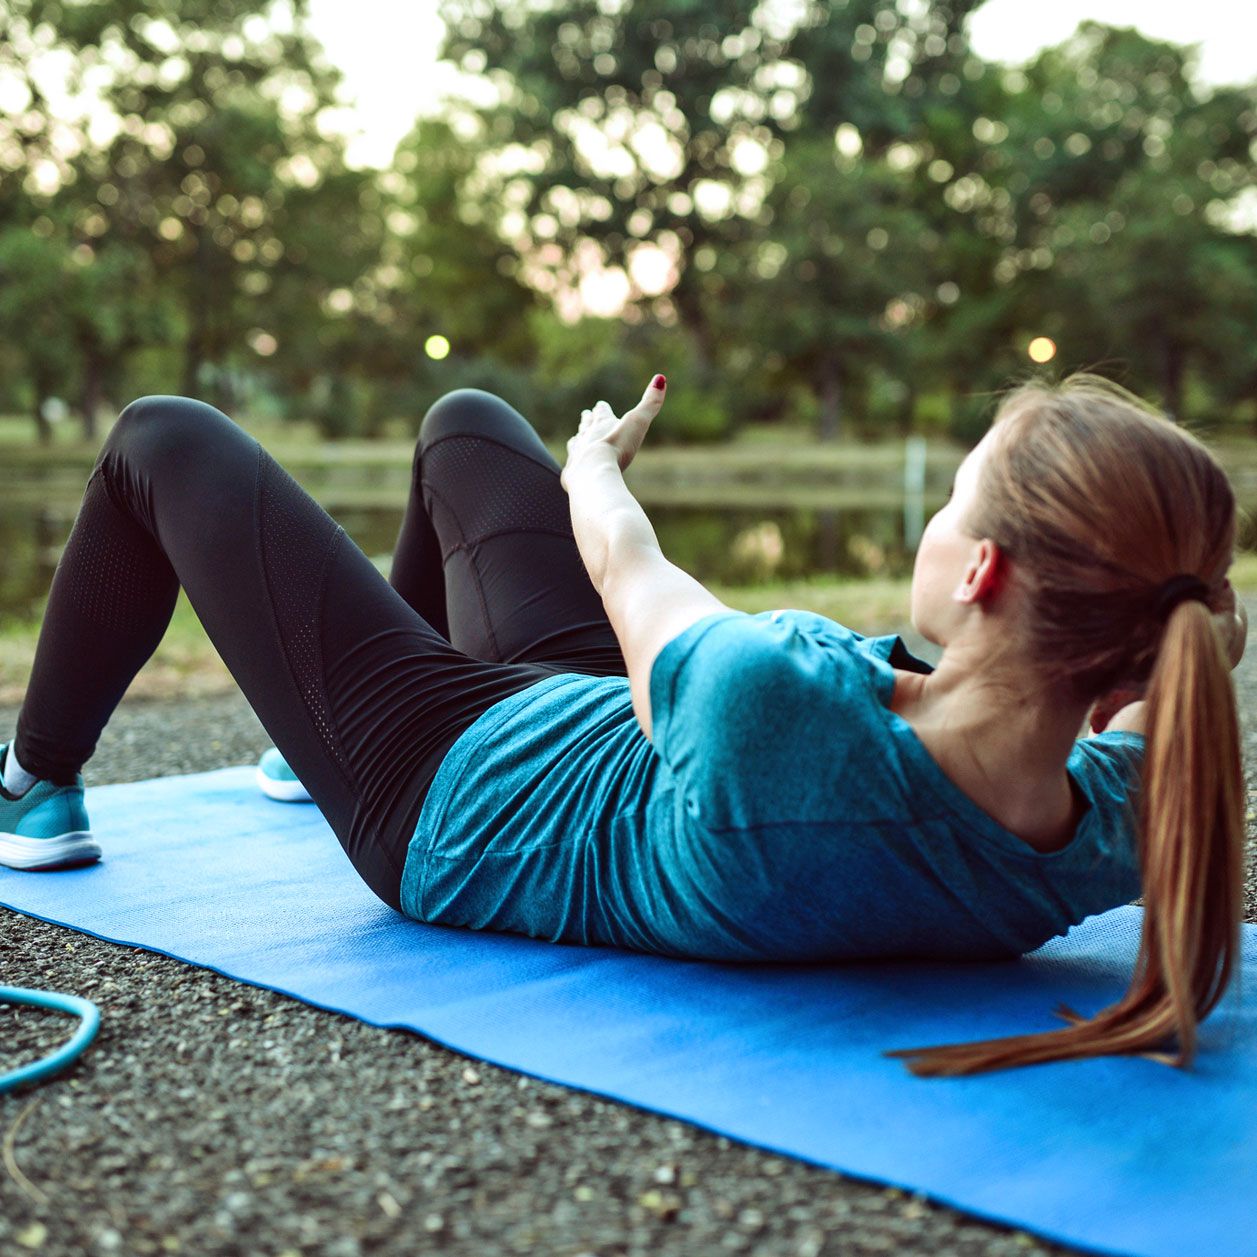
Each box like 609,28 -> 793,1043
106,395 -> 235,463
419,388 -> 512,444
417,388 -> 548,461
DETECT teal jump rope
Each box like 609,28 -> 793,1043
0,986 -> 101,1094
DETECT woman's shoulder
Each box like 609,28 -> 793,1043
752,609 -> 931,677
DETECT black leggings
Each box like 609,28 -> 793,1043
13,390 -> 627,910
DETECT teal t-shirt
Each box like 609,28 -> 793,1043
400,609 -> 1145,961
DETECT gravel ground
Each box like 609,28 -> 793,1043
3,607 -> 1256,1257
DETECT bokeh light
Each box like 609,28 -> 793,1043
424,334 -> 451,360
1027,336 -> 1057,363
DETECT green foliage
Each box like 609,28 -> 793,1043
0,2 -> 1253,445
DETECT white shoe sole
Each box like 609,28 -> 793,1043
255,765 -> 312,803
0,830 -> 102,871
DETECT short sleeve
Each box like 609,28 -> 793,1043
1076,730 -> 1145,804
647,609 -> 881,827
1068,730 -> 1145,908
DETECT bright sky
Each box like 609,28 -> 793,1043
305,0 -> 1257,169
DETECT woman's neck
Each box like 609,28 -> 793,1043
889,642 -> 1094,853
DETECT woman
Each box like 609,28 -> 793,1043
0,374 -> 1246,1076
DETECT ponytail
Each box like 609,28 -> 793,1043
885,599 -> 1245,1077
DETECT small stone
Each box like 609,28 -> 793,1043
638,1189 -> 681,1221
573,1185 -> 595,1202
423,1213 -> 445,1233
16,1224 -> 47,1250
653,1163 -> 677,1184
377,1191 -> 402,1219
797,1227 -> 825,1257
462,1066 -> 480,1085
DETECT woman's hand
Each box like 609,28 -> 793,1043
1217,579 -> 1248,670
561,374 -> 666,492
1088,580 -> 1248,733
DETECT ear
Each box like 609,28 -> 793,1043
953,538 -> 1004,607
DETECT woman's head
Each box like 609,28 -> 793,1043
909,426 -> 1003,651
944,376 -> 1236,699
891,375 -> 1246,1076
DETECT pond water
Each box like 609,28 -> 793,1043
0,472 -> 937,624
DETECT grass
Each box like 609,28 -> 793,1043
0,573 -> 919,705
0,591 -> 234,705
4,553 -> 1255,705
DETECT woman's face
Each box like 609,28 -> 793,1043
909,431 -> 995,645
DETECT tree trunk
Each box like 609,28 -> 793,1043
818,357 -> 842,442
670,275 -> 712,370
32,393 -> 52,446
816,508 -> 841,571
182,328 -> 204,398
1162,339 -> 1186,423
183,227 -> 211,397
900,379 -> 917,437
80,349 -> 103,442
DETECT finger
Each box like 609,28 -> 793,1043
616,374 -> 668,435
632,374 -> 668,415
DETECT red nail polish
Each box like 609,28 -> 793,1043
653,374 -> 666,389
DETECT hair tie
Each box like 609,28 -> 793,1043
1153,574 -> 1210,621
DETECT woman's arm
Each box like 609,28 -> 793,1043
562,383 -> 730,740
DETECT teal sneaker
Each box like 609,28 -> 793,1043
0,742 -> 100,871
256,746 -> 312,803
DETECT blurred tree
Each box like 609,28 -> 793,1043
378,114 -> 542,427
0,227 -> 77,443
0,0 -> 377,423
249,165 -> 388,437
722,136 -> 932,439
434,0 -> 1005,436
984,24 -> 1257,417
0,0 -> 1254,444
436,0 -> 796,372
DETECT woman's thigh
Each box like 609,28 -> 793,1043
95,397 -> 553,909
411,389 -> 627,678
316,533 -> 553,903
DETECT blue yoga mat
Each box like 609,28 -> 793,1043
2,767 -> 1253,1257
